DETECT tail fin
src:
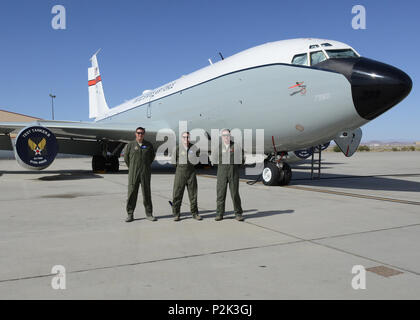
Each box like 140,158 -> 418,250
88,49 -> 110,119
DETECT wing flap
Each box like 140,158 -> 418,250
0,120 -> 161,157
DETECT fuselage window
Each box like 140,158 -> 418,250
326,49 -> 358,59
310,51 -> 327,66
292,53 -> 308,66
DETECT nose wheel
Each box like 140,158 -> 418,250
262,162 -> 292,186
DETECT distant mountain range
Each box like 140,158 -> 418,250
329,140 -> 419,146
361,140 -> 419,145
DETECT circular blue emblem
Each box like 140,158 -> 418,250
15,126 -> 58,170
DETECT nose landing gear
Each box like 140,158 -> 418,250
262,158 -> 292,186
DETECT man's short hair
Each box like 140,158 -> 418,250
136,127 -> 145,132
221,128 -> 231,134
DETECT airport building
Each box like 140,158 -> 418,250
0,109 -> 41,158
0,109 -> 41,123
0,109 -> 41,138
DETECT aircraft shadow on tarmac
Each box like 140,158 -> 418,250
288,162 -> 420,192
0,170 -> 103,181
291,173 -> 420,192
2,162 -> 419,192
194,165 -> 420,193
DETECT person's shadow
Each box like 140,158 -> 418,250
131,209 -> 293,221
132,210 -> 215,221
199,209 -> 294,220
242,209 -> 294,219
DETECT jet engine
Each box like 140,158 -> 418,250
14,126 -> 58,170
292,142 -> 331,160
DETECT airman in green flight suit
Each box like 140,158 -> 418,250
212,129 -> 244,221
124,127 -> 156,222
171,132 -> 202,221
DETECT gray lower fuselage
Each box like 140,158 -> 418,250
97,64 -> 367,152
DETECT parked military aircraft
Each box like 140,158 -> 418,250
0,38 -> 412,185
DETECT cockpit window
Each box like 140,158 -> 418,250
292,53 -> 308,66
321,43 -> 332,47
310,51 -> 327,65
326,49 -> 358,58
309,44 -> 319,49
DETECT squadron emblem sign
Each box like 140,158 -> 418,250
14,126 -> 58,170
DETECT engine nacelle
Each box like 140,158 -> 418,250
14,126 -> 58,170
293,142 -> 331,160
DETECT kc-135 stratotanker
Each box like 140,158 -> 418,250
0,38 -> 412,185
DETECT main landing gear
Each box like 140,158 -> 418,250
261,154 -> 292,186
92,155 -> 119,173
92,141 -> 124,173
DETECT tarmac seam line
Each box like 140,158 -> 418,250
310,223 -> 420,241
1,224 -> 419,284
284,185 -> 420,206
244,221 -> 420,277
197,174 -> 420,206
0,240 -> 304,284
310,241 -> 420,277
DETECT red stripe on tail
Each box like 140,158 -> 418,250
88,76 -> 102,87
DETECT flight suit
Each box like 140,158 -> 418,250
124,140 -> 156,218
213,141 -> 244,219
171,144 -> 199,218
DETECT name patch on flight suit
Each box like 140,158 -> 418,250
141,145 -> 147,149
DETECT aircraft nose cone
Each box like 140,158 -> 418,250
350,58 -> 412,120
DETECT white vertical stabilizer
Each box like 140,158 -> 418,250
88,50 -> 110,119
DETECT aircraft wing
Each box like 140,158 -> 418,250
0,120 -> 138,140
0,120 -> 150,156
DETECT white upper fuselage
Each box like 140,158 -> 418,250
96,38 -> 358,121
94,38 -> 367,152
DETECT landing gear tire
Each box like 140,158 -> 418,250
92,155 -> 106,172
278,162 -> 292,186
262,162 -> 280,186
105,156 -> 120,173
92,155 -> 120,173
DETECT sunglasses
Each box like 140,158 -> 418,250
136,132 -> 145,135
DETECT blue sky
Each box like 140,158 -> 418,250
0,0 -> 418,141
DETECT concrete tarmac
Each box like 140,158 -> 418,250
0,152 -> 419,299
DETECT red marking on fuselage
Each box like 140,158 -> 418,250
289,82 -> 304,89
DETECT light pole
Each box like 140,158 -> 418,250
49,94 -> 56,120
